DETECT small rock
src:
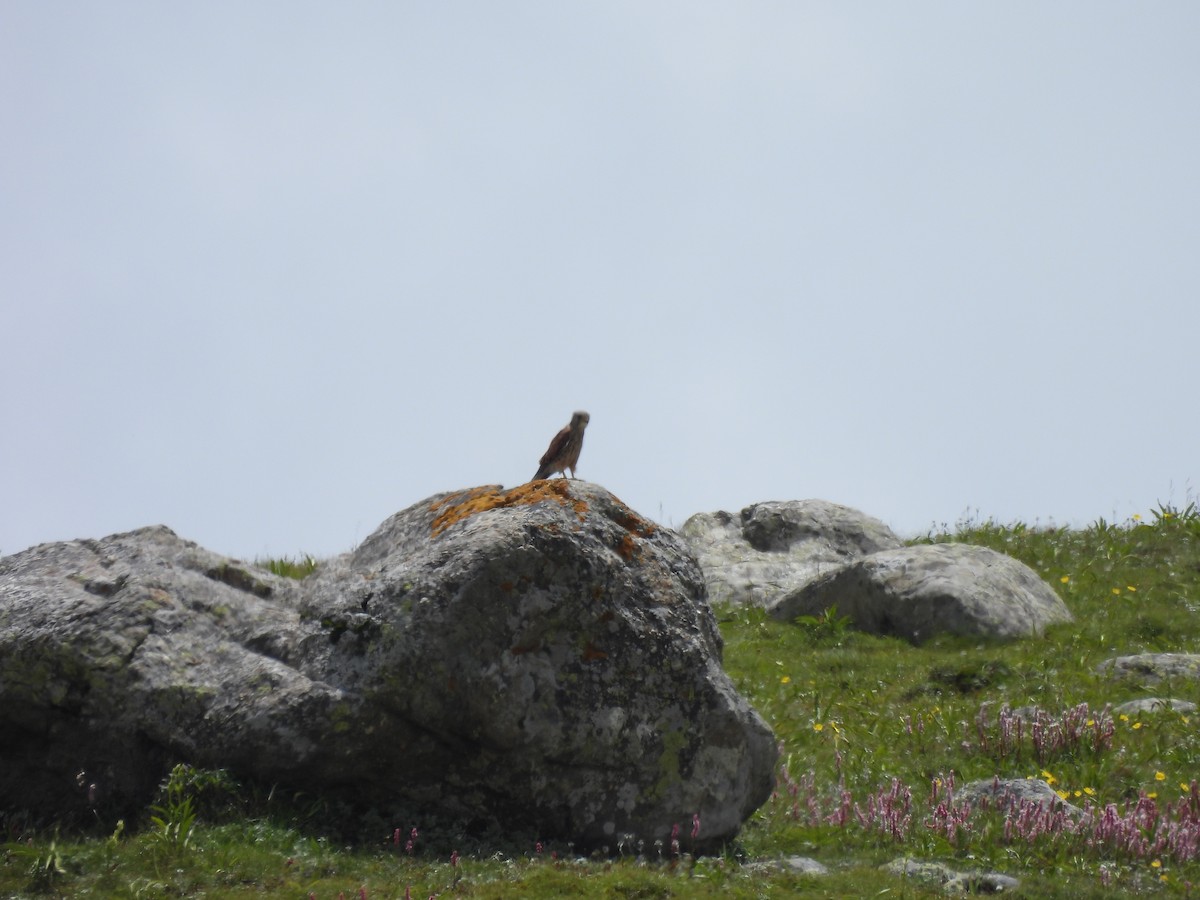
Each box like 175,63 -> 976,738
782,855 -> 829,875
884,857 -> 1019,894
957,778 -> 1082,817
1112,697 -> 1197,716
1097,654 -> 1200,684
945,871 -> 1022,893
882,857 -> 957,882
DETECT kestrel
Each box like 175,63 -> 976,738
533,411 -> 590,481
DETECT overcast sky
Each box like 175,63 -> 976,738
3,3 -> 1198,561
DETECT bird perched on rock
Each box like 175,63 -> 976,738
533,411 -> 590,481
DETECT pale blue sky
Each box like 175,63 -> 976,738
3,3 -> 1198,560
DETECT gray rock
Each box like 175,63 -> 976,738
1097,654 -> 1200,684
743,855 -> 830,876
883,857 -> 1020,893
768,543 -> 1073,644
1111,697 -> 1198,715
0,525 -> 323,818
956,778 -> 1082,817
882,857 -> 957,882
945,871 -> 1022,894
782,855 -> 829,875
0,481 -> 777,849
678,500 -> 903,608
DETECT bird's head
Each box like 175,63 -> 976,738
571,411 -> 590,430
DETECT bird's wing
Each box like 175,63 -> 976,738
539,424 -> 571,467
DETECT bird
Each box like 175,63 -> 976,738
533,411 -> 590,481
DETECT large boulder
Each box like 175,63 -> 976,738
0,526 -> 323,819
678,500 -> 904,608
768,543 -> 1073,644
0,481 -> 777,850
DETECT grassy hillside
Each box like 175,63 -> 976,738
4,505 -> 1199,898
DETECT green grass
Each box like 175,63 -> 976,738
5,504 -> 1200,897
258,553 -> 320,580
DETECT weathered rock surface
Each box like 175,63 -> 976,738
0,526 -> 321,820
1097,653 -> 1200,684
768,543 -> 1073,644
678,500 -> 903,608
0,481 -> 777,849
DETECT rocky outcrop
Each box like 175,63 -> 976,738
768,543 -> 1073,644
678,500 -> 903,608
0,481 -> 777,849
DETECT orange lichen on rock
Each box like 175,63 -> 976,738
616,532 -> 639,561
430,480 -> 589,537
610,505 -> 657,539
608,499 -> 656,561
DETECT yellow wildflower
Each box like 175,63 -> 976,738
1041,770 -> 1056,785
1119,714 -> 1130,722
1084,787 -> 1096,796
780,676 -> 791,684
1127,585 -> 1138,592
1156,771 -> 1166,781
813,723 -> 824,732
1133,722 -> 1143,730
1151,859 -> 1162,869
1112,587 -> 1122,595
1060,575 -> 1070,584
1056,789 -> 1069,800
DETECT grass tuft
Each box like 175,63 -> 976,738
259,553 -> 320,580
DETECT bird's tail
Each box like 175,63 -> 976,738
532,465 -> 552,481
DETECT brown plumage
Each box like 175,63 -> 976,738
533,411 -> 590,480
